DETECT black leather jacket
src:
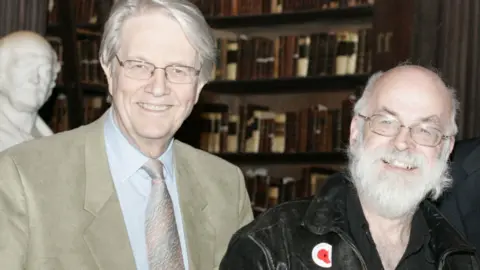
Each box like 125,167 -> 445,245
220,173 -> 480,270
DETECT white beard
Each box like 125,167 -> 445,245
348,138 -> 452,219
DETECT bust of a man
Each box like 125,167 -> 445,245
0,31 -> 61,152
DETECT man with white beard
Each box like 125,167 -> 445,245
220,65 -> 480,270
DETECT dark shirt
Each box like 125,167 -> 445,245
346,188 -> 436,269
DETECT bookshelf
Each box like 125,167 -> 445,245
216,152 -> 347,165
203,74 -> 369,94
42,0 -> 441,215
208,5 -> 373,39
206,5 -> 373,29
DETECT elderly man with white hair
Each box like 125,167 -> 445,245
0,0 -> 253,269
220,65 -> 480,270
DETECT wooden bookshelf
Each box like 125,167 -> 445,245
60,74 -> 369,96
215,152 -> 347,165
204,74 -> 369,94
55,83 -> 107,95
82,83 -> 107,95
209,5 -> 373,38
48,5 -> 374,38
207,5 -> 372,28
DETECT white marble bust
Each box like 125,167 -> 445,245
0,31 -> 61,152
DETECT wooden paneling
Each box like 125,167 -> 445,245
371,0 -> 441,71
0,0 -> 48,37
437,0 -> 480,139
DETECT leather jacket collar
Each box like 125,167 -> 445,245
301,173 -> 476,261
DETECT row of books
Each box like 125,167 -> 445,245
76,38 -> 107,86
48,0 -> 100,25
245,167 -> 338,216
47,36 -> 107,88
49,94 -> 107,133
48,31 -> 372,87
48,0 -> 375,26
199,99 -> 356,154
195,0 -> 374,17
212,29 -> 373,81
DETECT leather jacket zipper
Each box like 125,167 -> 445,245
332,228 -> 368,270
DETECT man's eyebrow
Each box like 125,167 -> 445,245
419,115 -> 441,125
124,56 -> 193,67
376,106 -> 441,125
126,55 -> 151,62
376,106 -> 397,116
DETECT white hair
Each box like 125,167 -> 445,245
354,68 -> 460,136
99,0 -> 216,83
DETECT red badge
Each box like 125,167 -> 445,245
311,243 -> 332,268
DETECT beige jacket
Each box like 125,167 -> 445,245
0,116 -> 253,269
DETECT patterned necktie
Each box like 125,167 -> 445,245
143,159 -> 184,270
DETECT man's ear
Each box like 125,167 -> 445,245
447,136 -> 455,156
100,59 -> 114,96
194,80 -> 206,104
349,116 -> 361,146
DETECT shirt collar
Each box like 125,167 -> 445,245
104,108 -> 175,182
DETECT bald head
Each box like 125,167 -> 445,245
354,65 -> 458,135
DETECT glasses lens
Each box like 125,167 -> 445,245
124,61 -> 153,80
165,66 -> 196,83
411,126 -> 441,146
370,115 -> 399,136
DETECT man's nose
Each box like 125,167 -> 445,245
149,69 -> 169,96
393,127 -> 416,151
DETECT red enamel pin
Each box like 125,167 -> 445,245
311,242 -> 332,268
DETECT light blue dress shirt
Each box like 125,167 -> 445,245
103,109 -> 189,269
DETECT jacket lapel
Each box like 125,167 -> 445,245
174,141 -> 215,270
82,116 -> 136,269
421,201 -> 477,260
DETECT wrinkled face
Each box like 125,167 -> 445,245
348,69 -> 455,218
5,49 -> 58,112
104,11 -> 202,150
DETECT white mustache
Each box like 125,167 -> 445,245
356,146 -> 427,170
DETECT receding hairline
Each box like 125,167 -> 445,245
376,65 -> 446,90
368,65 -> 455,130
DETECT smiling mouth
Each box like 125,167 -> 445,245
138,102 -> 172,112
381,158 -> 417,171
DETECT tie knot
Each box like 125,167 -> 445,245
142,159 -> 164,180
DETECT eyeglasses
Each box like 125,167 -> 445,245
357,114 -> 451,147
115,54 -> 200,84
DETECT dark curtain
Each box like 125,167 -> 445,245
0,0 -> 48,37
436,0 -> 480,140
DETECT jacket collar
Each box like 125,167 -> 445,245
302,173 -> 475,258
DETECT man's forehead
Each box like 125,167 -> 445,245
120,12 -> 197,66
367,69 -> 451,123
373,105 -> 443,124
371,92 -> 450,127
121,11 -> 184,42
